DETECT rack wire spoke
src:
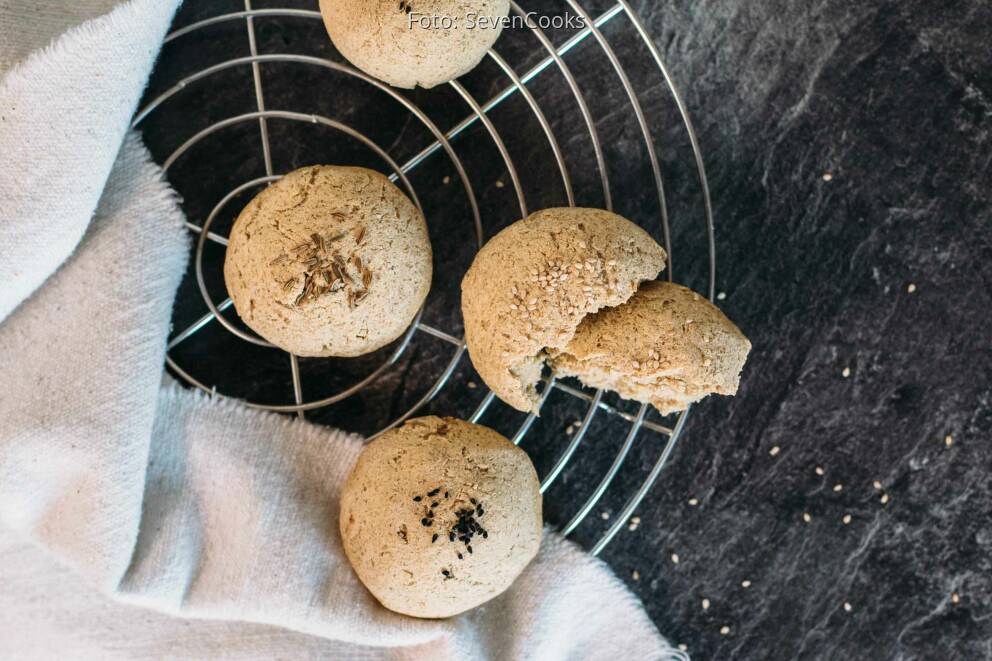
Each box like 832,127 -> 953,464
591,407 -> 690,556
540,388 -> 603,492
509,0 -> 612,210
486,50 -> 574,206
562,403 -> 647,535
565,0 -> 672,275
449,81 -> 528,219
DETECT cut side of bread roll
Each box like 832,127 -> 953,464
548,281 -> 752,414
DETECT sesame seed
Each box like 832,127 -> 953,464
717,291 -> 727,300
671,553 -> 680,564
945,434 -> 954,448
601,511 -> 611,520
843,514 -> 852,525
843,602 -> 852,612
833,483 -> 843,492
413,496 -> 423,502
842,367 -> 851,378
720,626 -> 731,636
678,644 -> 688,652
632,570 -> 641,581
770,445 -> 781,456
702,598 -> 711,610
495,180 -> 504,188
815,466 -> 825,476
803,512 -> 812,523
873,480 -> 882,490
741,580 -> 752,588
952,592 -> 960,604
822,172 -> 834,182
907,283 -> 917,293
881,494 -> 890,504
442,176 -> 451,185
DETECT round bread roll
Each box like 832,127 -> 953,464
319,0 -> 509,89
550,281 -> 751,414
461,208 -> 667,413
224,165 -> 432,357
340,416 -> 542,618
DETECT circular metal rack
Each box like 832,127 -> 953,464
136,0 -> 715,556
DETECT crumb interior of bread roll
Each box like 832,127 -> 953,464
549,281 -> 752,414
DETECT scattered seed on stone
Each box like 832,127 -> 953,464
671,553 -> 680,564
815,466 -> 825,476
843,602 -> 853,612
770,445 -> 781,456
843,514 -> 852,525
945,434 -> 954,448
833,484 -> 844,492
702,598 -> 711,610
741,580 -> 752,588
842,367 -> 851,378
803,512 -> 812,523
720,626 -> 731,636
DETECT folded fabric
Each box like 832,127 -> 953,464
0,1 -> 683,658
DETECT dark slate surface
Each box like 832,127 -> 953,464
140,1 -> 992,658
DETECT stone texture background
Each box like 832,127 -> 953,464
140,1 -> 991,658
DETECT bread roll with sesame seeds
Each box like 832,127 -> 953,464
224,165 -> 432,358
550,281 -> 751,414
319,0 -> 510,89
461,208 -> 668,413
339,416 -> 542,619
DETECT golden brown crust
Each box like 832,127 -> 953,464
320,0 -> 510,89
224,165 -> 432,357
339,416 -> 542,618
550,281 -> 751,414
461,208 -> 667,412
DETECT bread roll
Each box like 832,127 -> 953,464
320,0 -> 510,89
340,416 -> 542,618
224,165 -> 432,357
550,281 -> 751,414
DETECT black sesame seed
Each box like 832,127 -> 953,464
467,545 -> 473,554
441,569 -> 450,577
482,530 -> 489,538
477,508 -> 485,516
431,501 -> 439,508
432,534 -> 439,543
449,533 -> 455,542
457,553 -> 463,560
428,510 -> 435,518
444,491 -> 449,498
421,518 -> 430,526
470,498 -> 478,505
426,519 -> 433,527
413,496 -> 422,502
428,488 -> 441,497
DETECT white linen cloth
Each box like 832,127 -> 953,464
0,1 -> 683,658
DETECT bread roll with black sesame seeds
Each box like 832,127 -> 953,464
549,281 -> 751,414
460,208 -> 668,413
223,165 -> 432,358
340,416 -> 542,618
319,0 -> 510,89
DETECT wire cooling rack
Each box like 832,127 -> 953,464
135,0 -> 715,556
